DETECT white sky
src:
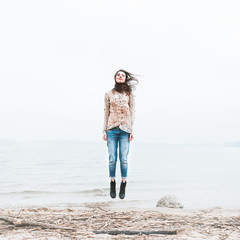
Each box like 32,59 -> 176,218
0,0 -> 240,144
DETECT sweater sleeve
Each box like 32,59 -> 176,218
103,91 -> 110,134
129,92 -> 135,132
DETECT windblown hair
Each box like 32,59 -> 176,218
113,69 -> 139,95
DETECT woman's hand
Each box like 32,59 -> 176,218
103,133 -> 107,141
129,133 -> 134,141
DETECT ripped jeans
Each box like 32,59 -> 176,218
107,127 -> 130,178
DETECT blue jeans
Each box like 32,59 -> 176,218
107,127 -> 130,178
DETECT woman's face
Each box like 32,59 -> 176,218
115,71 -> 126,83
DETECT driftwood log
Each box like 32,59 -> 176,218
93,229 -> 183,235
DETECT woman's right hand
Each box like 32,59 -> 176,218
103,133 -> 107,141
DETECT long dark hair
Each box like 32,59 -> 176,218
113,69 -> 139,95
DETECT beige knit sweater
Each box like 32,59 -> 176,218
103,89 -> 135,134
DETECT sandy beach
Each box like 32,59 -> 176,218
1,202 -> 240,240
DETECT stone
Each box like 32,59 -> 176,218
156,195 -> 183,208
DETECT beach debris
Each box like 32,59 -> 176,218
0,207 -> 240,239
156,195 -> 183,208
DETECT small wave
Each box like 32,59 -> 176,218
0,191 -> 54,195
80,188 -> 108,196
0,188 -> 109,196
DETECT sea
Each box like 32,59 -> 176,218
0,140 -> 239,209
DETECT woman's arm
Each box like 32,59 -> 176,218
103,92 -> 110,136
129,92 -> 135,132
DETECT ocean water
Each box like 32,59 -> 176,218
0,140 -> 239,209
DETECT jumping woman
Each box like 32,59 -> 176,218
102,69 -> 139,199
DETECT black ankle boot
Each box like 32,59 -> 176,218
110,180 -> 116,198
119,181 -> 127,199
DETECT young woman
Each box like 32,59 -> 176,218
102,69 -> 138,199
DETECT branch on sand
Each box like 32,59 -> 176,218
93,229 -> 185,235
0,216 -> 75,231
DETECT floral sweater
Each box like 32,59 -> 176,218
103,89 -> 135,134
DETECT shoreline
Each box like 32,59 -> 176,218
1,204 -> 240,239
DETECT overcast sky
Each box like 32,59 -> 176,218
0,0 -> 240,144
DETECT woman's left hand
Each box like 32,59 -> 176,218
129,133 -> 134,141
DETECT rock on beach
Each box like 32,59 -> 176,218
156,195 -> 183,208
